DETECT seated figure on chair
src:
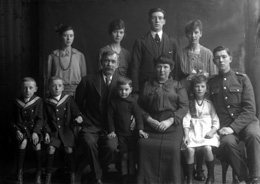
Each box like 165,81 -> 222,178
183,74 -> 220,184
208,46 -> 260,184
75,50 -> 124,184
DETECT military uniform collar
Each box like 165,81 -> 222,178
219,69 -> 233,78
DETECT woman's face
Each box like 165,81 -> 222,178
155,63 -> 171,80
111,29 -> 125,43
60,29 -> 74,47
186,27 -> 202,45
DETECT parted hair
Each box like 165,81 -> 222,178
108,19 -> 125,35
117,76 -> 132,88
55,23 -> 73,35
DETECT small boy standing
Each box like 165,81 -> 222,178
107,76 -> 148,184
44,76 -> 83,184
11,77 -> 44,184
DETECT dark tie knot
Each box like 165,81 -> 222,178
155,33 -> 160,44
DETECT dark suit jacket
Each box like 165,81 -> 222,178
130,32 -> 182,93
75,70 -> 122,133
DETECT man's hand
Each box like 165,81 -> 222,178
130,115 -> 136,131
107,131 -> 116,139
219,127 -> 234,136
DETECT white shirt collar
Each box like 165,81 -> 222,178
54,94 -> 61,101
150,30 -> 163,40
102,74 -> 112,84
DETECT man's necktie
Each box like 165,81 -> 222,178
105,77 -> 110,86
155,33 -> 160,44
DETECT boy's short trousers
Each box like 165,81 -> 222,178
118,135 -> 136,154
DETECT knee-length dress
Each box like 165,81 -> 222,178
183,99 -> 220,148
138,77 -> 189,184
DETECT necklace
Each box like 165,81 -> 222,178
195,98 -> 204,106
59,48 -> 72,70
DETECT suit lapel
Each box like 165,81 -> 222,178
142,32 -> 158,58
93,71 -> 102,98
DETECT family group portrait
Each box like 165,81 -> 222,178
1,0 -> 260,184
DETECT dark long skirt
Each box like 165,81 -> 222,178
137,125 -> 183,184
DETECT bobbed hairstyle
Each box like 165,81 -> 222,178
153,53 -> 175,69
117,76 -> 132,88
108,19 -> 125,35
55,23 -> 73,35
148,8 -> 166,19
48,76 -> 64,86
213,45 -> 231,57
190,74 -> 208,98
185,20 -> 203,35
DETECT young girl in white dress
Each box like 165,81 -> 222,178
183,73 -> 220,184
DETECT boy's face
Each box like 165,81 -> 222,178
149,11 -> 166,32
118,84 -> 132,99
22,81 -> 37,99
49,79 -> 64,97
194,81 -> 207,100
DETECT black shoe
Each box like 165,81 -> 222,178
194,170 -> 206,181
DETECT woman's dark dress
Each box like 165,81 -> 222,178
138,77 -> 189,184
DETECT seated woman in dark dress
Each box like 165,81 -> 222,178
137,53 -> 189,184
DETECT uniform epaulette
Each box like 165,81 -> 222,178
235,72 -> 246,77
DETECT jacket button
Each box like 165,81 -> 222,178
224,78 -> 227,80
223,87 -> 226,90
225,97 -> 228,100
227,105 -> 230,108
58,125 -> 61,128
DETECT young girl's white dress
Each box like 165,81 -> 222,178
183,99 -> 220,148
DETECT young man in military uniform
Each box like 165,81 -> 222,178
209,45 -> 260,184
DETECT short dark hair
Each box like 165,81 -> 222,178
48,76 -> 64,86
108,19 -> 125,35
117,76 -> 132,88
21,77 -> 37,86
148,8 -> 166,18
185,20 -> 203,35
55,23 -> 73,35
213,46 -> 231,57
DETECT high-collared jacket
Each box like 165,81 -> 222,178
208,70 -> 259,134
130,32 -> 181,93
107,95 -> 143,136
44,94 -> 82,146
11,95 -> 44,139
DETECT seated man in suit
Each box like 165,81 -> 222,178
75,50 -> 121,184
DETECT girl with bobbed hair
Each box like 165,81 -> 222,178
98,19 -> 131,75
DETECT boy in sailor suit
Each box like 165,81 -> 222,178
11,77 -> 44,184
44,76 -> 83,184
